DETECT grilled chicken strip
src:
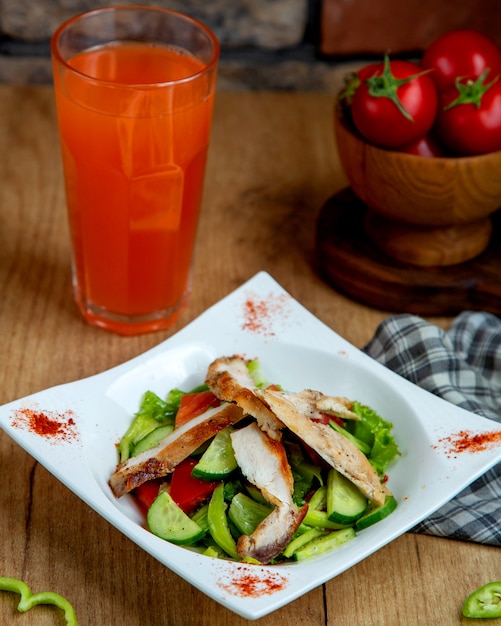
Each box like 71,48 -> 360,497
206,355 -> 283,440
109,403 -> 244,498
315,394 -> 360,421
230,422 -> 308,564
271,388 -> 361,422
256,389 -> 386,507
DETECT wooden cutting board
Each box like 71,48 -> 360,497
316,188 -> 501,315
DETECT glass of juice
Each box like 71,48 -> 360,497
51,7 -> 219,335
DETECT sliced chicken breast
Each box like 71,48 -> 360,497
109,402 -> 244,498
256,388 -> 386,507
315,394 -> 360,421
206,355 -> 283,440
275,388 -> 360,422
230,422 -> 308,564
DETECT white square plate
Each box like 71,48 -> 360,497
1,272 -> 501,620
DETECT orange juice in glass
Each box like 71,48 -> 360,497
51,7 -> 219,335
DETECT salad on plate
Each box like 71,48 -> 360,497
109,355 -> 400,564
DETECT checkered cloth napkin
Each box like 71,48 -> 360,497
363,311 -> 501,546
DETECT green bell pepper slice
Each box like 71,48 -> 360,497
463,581 -> 501,619
208,483 -> 240,559
0,576 -> 77,625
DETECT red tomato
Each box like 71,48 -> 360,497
312,413 -> 345,427
169,457 -> 221,514
400,134 -> 447,157
435,74 -> 501,155
133,478 -> 164,513
422,29 -> 501,92
351,57 -> 438,149
339,63 -> 381,107
265,384 -> 282,392
175,390 -> 220,428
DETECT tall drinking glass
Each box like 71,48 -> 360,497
51,6 -> 219,335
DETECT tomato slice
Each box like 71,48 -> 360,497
133,478 -> 164,514
175,391 -> 220,428
266,384 -> 282,391
312,413 -> 345,427
169,457 -> 221,514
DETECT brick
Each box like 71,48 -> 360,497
320,0 -> 501,56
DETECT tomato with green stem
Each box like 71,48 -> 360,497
422,29 -> 501,93
338,63 -> 380,109
436,71 -> 501,155
350,55 -> 438,149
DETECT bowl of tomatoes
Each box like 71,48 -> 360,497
335,29 -> 501,267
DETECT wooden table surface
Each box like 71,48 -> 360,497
0,85 -> 498,625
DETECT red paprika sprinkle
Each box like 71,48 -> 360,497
434,429 -> 501,458
10,406 -> 79,443
242,291 -> 291,336
218,565 -> 287,597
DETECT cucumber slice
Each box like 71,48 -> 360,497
228,492 -> 272,535
147,490 -> 205,545
131,424 -> 174,457
303,508 -> 350,530
282,527 -> 325,559
355,494 -> 397,530
190,503 -> 210,533
192,427 -> 237,480
327,469 -> 368,525
293,527 -> 355,561
308,485 -> 328,511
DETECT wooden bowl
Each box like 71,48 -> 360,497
334,106 -> 501,266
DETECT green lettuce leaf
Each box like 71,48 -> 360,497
118,385 -> 209,463
349,402 -> 400,476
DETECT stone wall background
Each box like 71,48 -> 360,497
1,0 -> 500,91
1,0 -> 326,89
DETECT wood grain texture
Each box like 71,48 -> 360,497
364,211 -> 493,266
0,86 -> 489,626
317,189 -> 501,314
335,111 -> 501,227
334,109 -> 501,266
